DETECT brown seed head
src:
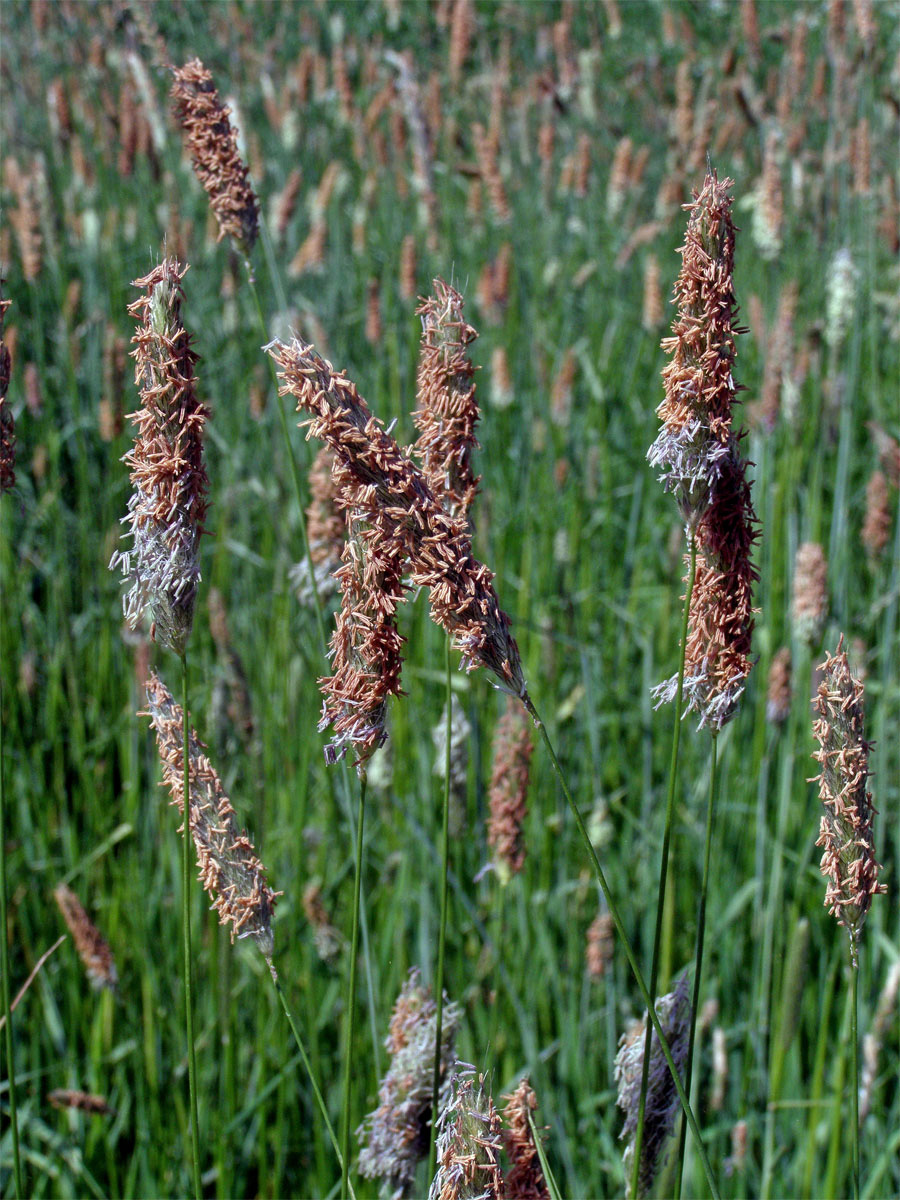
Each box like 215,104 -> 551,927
53,884 -> 118,991
413,279 -> 481,525
170,58 -> 259,257
430,1070 -> 503,1200
145,672 -> 277,959
792,541 -> 828,644
487,697 -> 534,880
766,646 -> 792,724
501,1077 -> 551,1200
266,338 -> 527,700
48,1090 -> 114,1117
587,910 -> 615,980
861,470 -> 892,560
811,636 -> 886,963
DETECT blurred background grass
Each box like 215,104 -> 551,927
1,1 -> 898,1196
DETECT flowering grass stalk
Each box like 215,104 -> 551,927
430,637 -> 453,1178
341,769 -> 367,1200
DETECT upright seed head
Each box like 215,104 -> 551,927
861,469 -> 892,560
109,259 -> 209,658
413,279 -> 481,526
145,672 -> 278,960
430,1069 -> 503,1200
792,541 -> 828,644
0,285 -> 14,494
615,976 -> 691,1198
766,646 -> 792,725
586,909 -> 615,981
501,1078 -> 550,1200
358,969 -> 460,1197
266,338 -> 527,700
811,636 -> 886,965
53,883 -> 118,991
825,248 -> 858,352
170,58 -> 260,258
486,697 -> 534,881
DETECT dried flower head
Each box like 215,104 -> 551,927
648,171 -> 741,528
501,1077 -> 550,1200
825,248 -> 858,351
170,58 -> 259,257
53,884 -> 118,991
587,910 -> 615,980
48,1090 -> 114,1117
266,339 -> 526,700
792,541 -> 828,644
413,280 -> 481,526
861,469 -> 892,560
766,646 -> 792,725
486,697 -> 534,880
430,1069 -> 503,1200
0,285 -> 14,494
109,259 -> 209,657
358,969 -> 460,1197
615,975 -> 691,1198
145,671 -> 277,959
811,636 -> 886,964
290,445 -> 345,604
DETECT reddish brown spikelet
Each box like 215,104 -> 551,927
642,254 -> 664,331
318,472 -> 407,770
48,1090 -> 114,1117
811,636 -> 886,964
587,910 -> 615,980
365,278 -> 382,345
0,285 -> 14,494
267,339 -> 527,701
861,470 -> 892,559
449,0 -> 472,84
766,647 -> 792,725
53,884 -> 118,991
307,445 -> 346,569
753,282 -> 797,430
145,672 -> 278,959
413,279 -> 481,525
109,259 -> 209,657
431,1071 -> 503,1200
487,697 -> 534,879
274,167 -> 303,241
399,233 -> 417,300
792,541 -> 828,644
501,1078 -> 551,1200
607,135 -> 632,218
170,58 -> 259,257
473,123 -> 510,224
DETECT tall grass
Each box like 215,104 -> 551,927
1,2 -> 897,1197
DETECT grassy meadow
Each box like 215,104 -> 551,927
1,1 -> 898,1197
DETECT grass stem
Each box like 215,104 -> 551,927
429,635 -> 453,1176
674,731 -> 719,1197
340,769 -> 367,1200
632,534 -> 698,1199
0,503 -> 23,1197
181,653 -> 203,1200
851,953 -> 860,1200
522,693 -> 719,1200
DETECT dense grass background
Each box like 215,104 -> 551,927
1,1 -> 898,1196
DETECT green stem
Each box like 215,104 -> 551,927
181,653 -> 202,1200
340,769 -> 367,1200
674,731 -> 719,1198
430,635 -> 453,1175
851,953 -> 860,1200
522,694 -> 719,1200
0,502 -> 23,1197
632,534 -> 698,1199
269,965 -> 354,1199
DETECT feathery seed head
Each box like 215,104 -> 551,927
145,672 -> 277,959
430,1069 -> 503,1200
615,975 -> 691,1198
487,697 -> 534,880
414,279 -> 481,525
825,248 -> 858,351
766,646 -> 792,724
587,910 -> 615,980
109,259 -> 208,657
811,636 -> 886,964
266,338 -> 526,700
53,883 -> 118,991
501,1078 -> 550,1200
792,541 -> 828,644
170,58 -> 260,258
358,968 -> 460,1197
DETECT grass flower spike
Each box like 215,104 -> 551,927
487,697 -> 534,879
53,883 -> 118,991
357,968 -> 460,1197
501,1078 -> 550,1200
811,636 -> 886,964
413,279 -> 480,526
145,671 -> 277,959
430,1069 -> 503,1200
170,58 -> 260,257
109,259 -> 209,658
266,338 -> 526,699
616,976 -> 691,1198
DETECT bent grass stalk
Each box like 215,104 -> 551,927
429,635 -> 453,1176
340,770 -> 367,1200
521,692 -> 719,1200
632,535 -> 698,1199
674,731 -> 719,1198
181,654 -> 203,1200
